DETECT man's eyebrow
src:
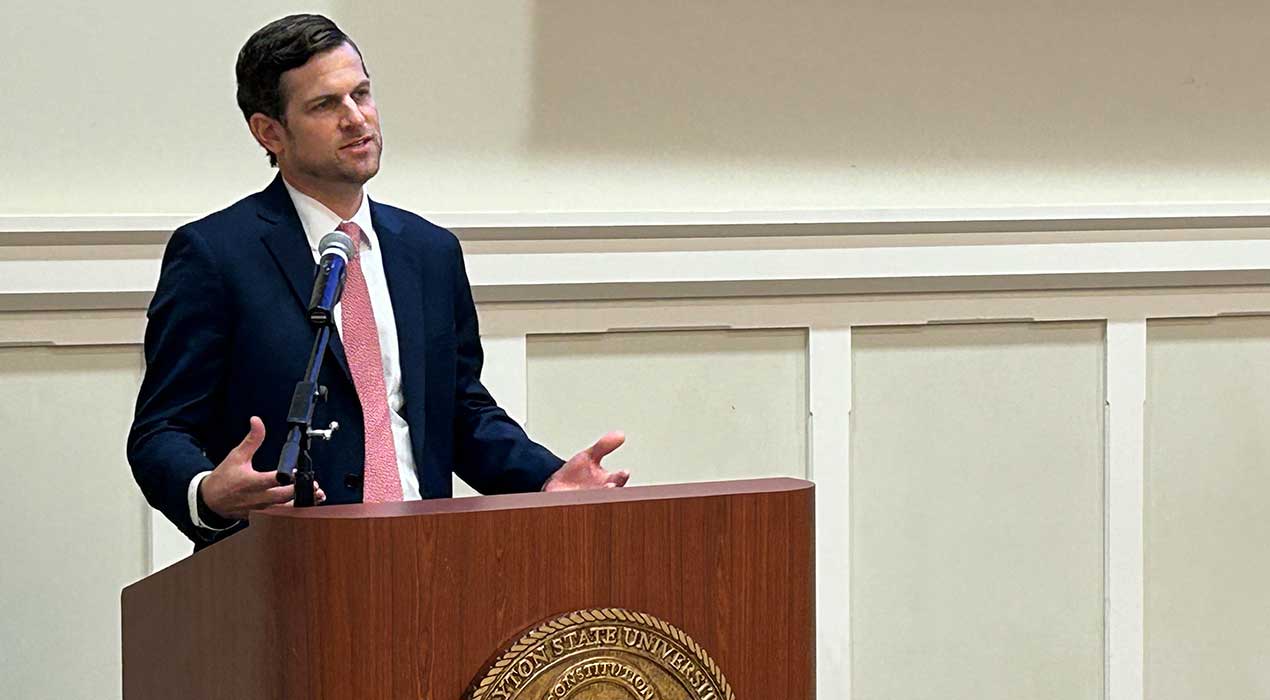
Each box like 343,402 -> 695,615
304,93 -> 338,107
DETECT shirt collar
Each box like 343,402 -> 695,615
281,178 -> 377,253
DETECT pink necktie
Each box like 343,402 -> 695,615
337,221 -> 403,503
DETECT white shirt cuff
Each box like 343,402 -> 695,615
187,471 -> 235,531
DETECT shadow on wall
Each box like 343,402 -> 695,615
524,0 -> 1267,168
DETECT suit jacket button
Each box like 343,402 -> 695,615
344,473 -> 362,490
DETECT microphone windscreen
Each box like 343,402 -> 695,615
317,231 -> 356,262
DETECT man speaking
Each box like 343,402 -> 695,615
127,14 -> 628,549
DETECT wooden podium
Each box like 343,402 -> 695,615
121,478 -> 814,699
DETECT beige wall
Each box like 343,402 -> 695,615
1145,318 -> 1270,699
4,1 -> 1270,216
851,322 -> 1106,700
0,346 -> 149,699
8,295 -> 1270,699
4,3 -> 1270,700
526,328 -> 808,484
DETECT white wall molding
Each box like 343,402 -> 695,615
8,203 -> 1270,236
6,212 -> 1270,311
1105,320 -> 1147,700
0,216 -> 190,235
474,289 -> 1270,339
462,240 -> 1270,302
808,327 -> 853,700
9,288 -> 1270,349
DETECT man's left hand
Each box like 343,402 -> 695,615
544,431 -> 630,491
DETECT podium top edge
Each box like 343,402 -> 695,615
256,477 -> 812,521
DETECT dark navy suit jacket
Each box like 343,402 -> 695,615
127,176 -> 562,548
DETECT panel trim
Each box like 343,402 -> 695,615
8,203 -> 1270,235
1105,320 -> 1147,700
809,326 -> 853,700
8,213 -> 1270,309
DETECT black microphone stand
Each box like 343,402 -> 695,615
275,250 -> 347,506
273,326 -> 339,506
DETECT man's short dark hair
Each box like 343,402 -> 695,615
235,14 -> 366,166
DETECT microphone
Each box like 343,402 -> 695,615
306,231 -> 356,326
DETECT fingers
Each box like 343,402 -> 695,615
586,431 -> 626,462
252,467 -> 285,488
229,416 -> 267,462
261,484 -> 295,506
280,483 -> 327,507
606,469 -> 630,488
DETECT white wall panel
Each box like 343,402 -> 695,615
525,328 -> 808,485
6,222 -> 1270,698
850,322 -> 1105,700
0,346 -> 149,700
1145,317 -> 1270,700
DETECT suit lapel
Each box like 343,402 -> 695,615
256,175 -> 353,383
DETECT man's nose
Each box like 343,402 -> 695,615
340,98 -> 367,127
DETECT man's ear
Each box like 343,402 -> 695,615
248,113 -> 285,162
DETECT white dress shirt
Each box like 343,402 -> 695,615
188,180 -> 422,530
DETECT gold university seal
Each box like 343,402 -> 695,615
466,608 -> 734,700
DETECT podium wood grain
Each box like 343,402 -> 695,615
122,478 -> 814,699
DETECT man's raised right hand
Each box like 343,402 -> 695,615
200,416 -> 325,521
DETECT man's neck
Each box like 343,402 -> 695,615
279,174 -> 364,221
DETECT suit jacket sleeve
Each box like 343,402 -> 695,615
127,225 -> 233,543
448,244 -> 564,493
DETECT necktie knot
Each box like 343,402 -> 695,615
337,221 -> 366,257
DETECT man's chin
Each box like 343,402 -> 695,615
339,161 -> 380,186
